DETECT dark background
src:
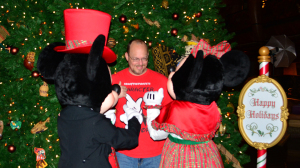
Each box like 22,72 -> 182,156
220,0 -> 300,99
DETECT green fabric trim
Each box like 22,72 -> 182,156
168,134 -> 208,145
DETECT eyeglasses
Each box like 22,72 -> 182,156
128,55 -> 148,62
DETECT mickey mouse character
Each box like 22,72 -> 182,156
141,39 -> 250,168
37,9 -> 142,168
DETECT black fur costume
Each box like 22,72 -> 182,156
37,35 -> 141,168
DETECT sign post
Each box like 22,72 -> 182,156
237,46 -> 289,168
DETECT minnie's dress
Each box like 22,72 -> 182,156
152,100 -> 223,168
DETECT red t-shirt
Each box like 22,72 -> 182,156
112,68 -> 173,158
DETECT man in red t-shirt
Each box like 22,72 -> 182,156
112,39 -> 173,167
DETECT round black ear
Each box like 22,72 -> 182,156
220,50 -> 250,87
37,42 -> 65,81
87,34 -> 106,81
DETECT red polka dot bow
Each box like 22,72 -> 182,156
191,39 -> 231,59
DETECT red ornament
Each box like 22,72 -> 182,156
11,47 -> 19,55
119,15 -> 127,23
24,59 -> 34,71
8,145 -> 16,153
32,71 -> 40,78
172,13 -> 179,20
171,28 -> 178,36
148,41 -> 152,48
196,11 -> 202,18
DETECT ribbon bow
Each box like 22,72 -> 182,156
191,39 -> 231,59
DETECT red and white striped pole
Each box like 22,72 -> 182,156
257,46 -> 271,168
257,149 -> 267,168
258,46 -> 271,76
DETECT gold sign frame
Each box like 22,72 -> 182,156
237,75 -> 289,150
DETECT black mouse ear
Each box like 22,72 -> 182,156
37,42 -> 65,81
220,50 -> 250,87
87,34 -> 106,81
171,50 -> 204,99
185,50 -> 204,92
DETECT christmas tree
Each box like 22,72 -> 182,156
0,0 -> 250,167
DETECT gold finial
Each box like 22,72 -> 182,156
258,46 -> 271,63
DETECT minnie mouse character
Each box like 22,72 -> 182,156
141,39 -> 250,168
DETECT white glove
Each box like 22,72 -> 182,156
121,104 -> 143,129
125,94 -> 143,112
143,88 -> 164,106
143,88 -> 168,140
104,109 -> 116,125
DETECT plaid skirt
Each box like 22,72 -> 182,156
160,137 -> 223,168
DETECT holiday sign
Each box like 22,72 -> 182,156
237,75 -> 289,150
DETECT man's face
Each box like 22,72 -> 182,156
125,42 -> 148,76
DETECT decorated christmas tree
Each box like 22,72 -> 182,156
0,0 -> 250,167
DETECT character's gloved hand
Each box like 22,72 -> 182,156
143,88 -> 168,140
143,88 -> 164,106
121,104 -> 143,129
120,94 -> 143,129
104,109 -> 116,125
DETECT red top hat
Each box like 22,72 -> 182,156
54,9 -> 116,63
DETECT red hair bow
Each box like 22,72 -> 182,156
191,39 -> 231,59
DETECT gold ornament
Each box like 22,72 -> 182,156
181,35 -> 188,42
7,19 -> 14,23
123,26 -> 129,34
26,52 -> 36,63
151,45 -> 180,77
227,102 -> 235,111
181,34 -> 200,43
162,0 -> 169,9
143,15 -> 160,28
39,82 -> 49,97
131,23 -> 139,30
36,160 -> 48,168
107,38 -> 116,49
0,25 -> 10,43
219,123 -> 226,136
203,38 -> 210,44
191,34 -> 199,42
31,117 -> 50,134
